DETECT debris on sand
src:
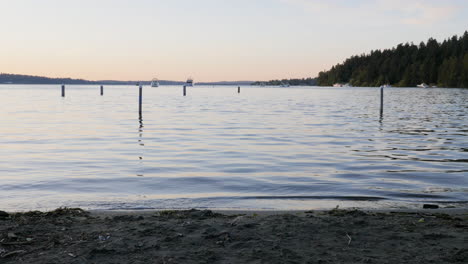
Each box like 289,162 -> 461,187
0,208 -> 466,263
423,204 -> 439,209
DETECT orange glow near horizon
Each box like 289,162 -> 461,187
1,0 -> 467,82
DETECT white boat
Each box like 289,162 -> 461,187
186,77 -> 194,87
381,84 -> 392,88
417,83 -> 429,88
333,83 -> 353,87
333,83 -> 351,87
150,78 -> 159,87
280,82 -> 290,87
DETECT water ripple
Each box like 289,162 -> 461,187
0,85 -> 467,211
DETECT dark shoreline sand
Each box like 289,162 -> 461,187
1,208 -> 467,263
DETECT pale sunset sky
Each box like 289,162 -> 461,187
1,0 -> 467,82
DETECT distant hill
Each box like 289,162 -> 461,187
252,78 -> 317,86
0,73 -> 185,85
0,73 -> 253,86
317,31 -> 468,88
0,73 -> 95,84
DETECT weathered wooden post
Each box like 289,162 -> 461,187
238,86 -> 240,93
139,84 -> 143,115
61,84 -> 65,97
100,85 -> 103,96
183,85 -> 186,96
380,86 -> 384,116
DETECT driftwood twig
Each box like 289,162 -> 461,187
346,233 -> 352,246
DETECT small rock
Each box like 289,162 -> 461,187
423,204 -> 439,209
182,221 -> 192,226
0,211 -> 9,218
98,234 -> 111,241
229,216 -> 245,226
7,232 -> 17,239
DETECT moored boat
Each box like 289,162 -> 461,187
150,78 -> 159,87
333,83 -> 352,87
186,77 -> 194,87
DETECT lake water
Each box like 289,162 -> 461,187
0,85 -> 467,211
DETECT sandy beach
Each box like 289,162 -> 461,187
0,208 -> 467,263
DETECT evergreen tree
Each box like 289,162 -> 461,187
317,32 -> 468,88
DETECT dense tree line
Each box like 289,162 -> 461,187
317,32 -> 468,88
252,77 -> 317,86
0,73 -> 97,84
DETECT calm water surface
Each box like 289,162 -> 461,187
0,85 -> 467,211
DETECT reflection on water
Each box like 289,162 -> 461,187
137,116 -> 144,177
0,85 -> 467,211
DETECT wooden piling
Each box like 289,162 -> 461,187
139,85 -> 143,115
238,86 -> 240,93
183,85 -> 186,96
100,85 -> 103,96
61,84 -> 65,97
380,86 -> 384,116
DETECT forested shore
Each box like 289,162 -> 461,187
317,32 -> 468,88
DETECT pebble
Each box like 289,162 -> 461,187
0,211 -> 9,218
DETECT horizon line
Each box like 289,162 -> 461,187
0,72 -> 318,83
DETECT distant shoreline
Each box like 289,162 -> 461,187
0,73 -> 254,86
